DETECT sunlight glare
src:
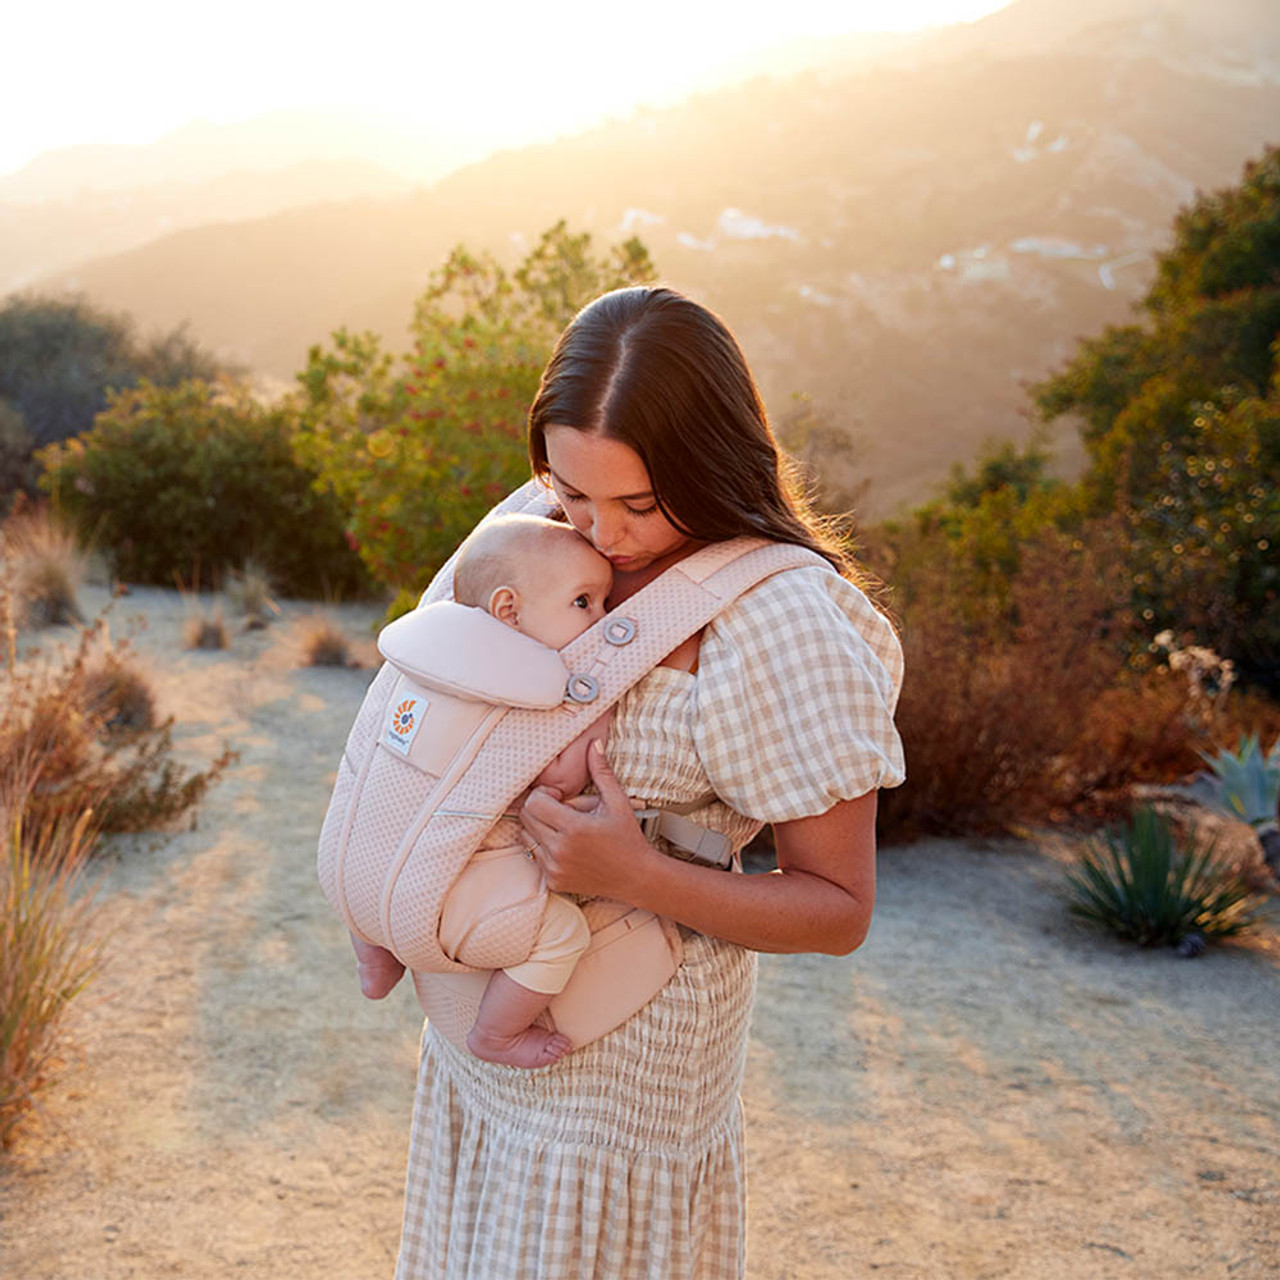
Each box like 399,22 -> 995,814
3,0 -> 1013,176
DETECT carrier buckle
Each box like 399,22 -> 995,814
633,809 -> 733,871
566,673 -> 600,704
603,617 -> 637,646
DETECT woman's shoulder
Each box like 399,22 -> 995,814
693,563 -> 907,820
704,563 -> 902,697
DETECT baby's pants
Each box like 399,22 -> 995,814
438,842 -> 590,995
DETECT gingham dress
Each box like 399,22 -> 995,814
395,566 -> 906,1280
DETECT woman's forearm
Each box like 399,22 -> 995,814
521,749 -> 878,956
620,840 -> 872,956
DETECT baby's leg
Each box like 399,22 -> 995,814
349,929 -> 405,1000
465,893 -> 590,1069
466,972 -> 572,1068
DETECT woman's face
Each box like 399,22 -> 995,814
542,426 -> 693,574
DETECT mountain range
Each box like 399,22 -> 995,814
8,0 -> 1279,519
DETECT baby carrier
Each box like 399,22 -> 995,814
317,480 -> 827,1050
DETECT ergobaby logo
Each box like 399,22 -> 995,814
386,695 -> 427,755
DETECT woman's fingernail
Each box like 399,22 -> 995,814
592,740 -> 604,756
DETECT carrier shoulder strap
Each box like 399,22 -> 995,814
378,515 -> 831,972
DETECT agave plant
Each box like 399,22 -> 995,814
1065,805 -> 1268,952
1193,733 -> 1280,877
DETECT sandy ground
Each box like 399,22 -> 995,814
0,585 -> 1277,1279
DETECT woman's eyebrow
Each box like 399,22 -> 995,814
550,469 -> 653,501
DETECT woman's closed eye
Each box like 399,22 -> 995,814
562,491 -> 658,518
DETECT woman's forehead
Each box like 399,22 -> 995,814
544,425 -> 651,497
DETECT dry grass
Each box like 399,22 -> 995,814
0,508 -> 239,1149
172,569 -> 229,652
298,612 -> 353,667
3,504 -> 86,628
183,608 -> 229,651
82,653 -> 157,736
0,776 -> 105,1149
225,559 -> 281,631
0,552 -> 237,836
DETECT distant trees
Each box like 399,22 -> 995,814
1034,145 -> 1280,690
0,294 -> 226,509
38,380 -> 368,598
25,222 -> 653,603
290,220 -> 656,610
879,148 -> 1279,693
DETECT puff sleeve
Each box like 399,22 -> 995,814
693,566 -> 905,824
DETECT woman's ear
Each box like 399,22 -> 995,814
488,585 -> 520,629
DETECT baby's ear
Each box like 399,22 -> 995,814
488,585 -> 520,629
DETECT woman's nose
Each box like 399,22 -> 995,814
591,508 -> 621,551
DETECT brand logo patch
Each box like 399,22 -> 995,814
386,695 -> 426,755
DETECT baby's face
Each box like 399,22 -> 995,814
514,535 -> 613,650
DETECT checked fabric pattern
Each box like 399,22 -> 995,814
394,497 -> 907,1280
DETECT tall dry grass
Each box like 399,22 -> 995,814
0,505 -> 240,1146
0,769 -> 105,1148
225,559 -> 280,630
2,501 -> 87,628
1,523 -> 237,836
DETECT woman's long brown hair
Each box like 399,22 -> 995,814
528,286 -> 861,580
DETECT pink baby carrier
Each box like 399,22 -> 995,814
317,481 -> 826,1050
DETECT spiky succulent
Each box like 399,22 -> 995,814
1194,733 -> 1280,876
1065,805 -> 1268,951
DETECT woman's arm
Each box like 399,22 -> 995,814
520,742 -> 876,956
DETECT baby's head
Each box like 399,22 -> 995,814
453,514 -> 613,650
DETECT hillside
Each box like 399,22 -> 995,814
21,0 -> 1280,518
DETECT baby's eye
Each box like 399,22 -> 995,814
573,594 -> 590,609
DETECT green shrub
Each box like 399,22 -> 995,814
0,400 -> 36,511
1033,146 -> 1280,692
0,294 -> 224,451
1065,805 -> 1269,950
36,379 -> 370,599
290,222 -> 656,596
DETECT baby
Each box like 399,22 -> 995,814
349,514 -> 614,1069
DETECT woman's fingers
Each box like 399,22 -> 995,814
522,785 -> 568,828
586,739 -> 629,810
519,801 -> 559,850
517,747 -> 651,896
561,793 -> 603,814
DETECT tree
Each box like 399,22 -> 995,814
37,380 -> 368,597
1034,146 -> 1280,691
290,222 -> 656,604
0,295 -> 225,450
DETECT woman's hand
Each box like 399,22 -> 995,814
519,741 -> 658,900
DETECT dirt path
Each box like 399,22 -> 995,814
1,587 -> 1276,1278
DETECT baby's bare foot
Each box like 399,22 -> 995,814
357,956 -> 405,999
466,1023 -> 573,1069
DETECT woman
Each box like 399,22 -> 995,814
395,286 -> 905,1279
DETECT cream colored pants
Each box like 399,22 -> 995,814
438,840 -> 591,995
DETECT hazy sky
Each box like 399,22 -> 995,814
5,0 -> 1014,177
